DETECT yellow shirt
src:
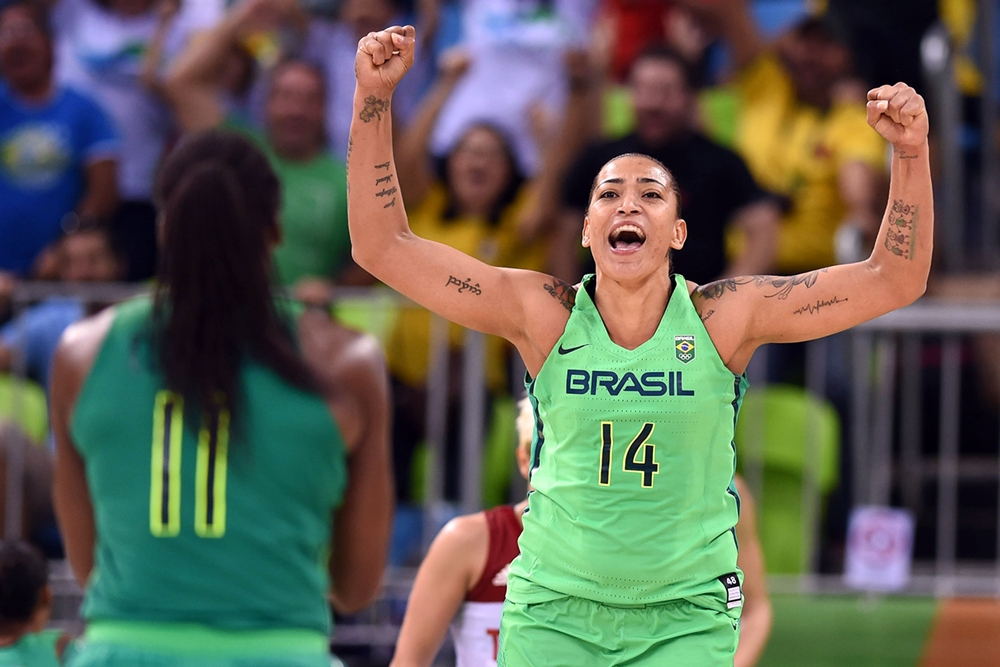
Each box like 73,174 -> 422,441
386,184 -> 547,391
734,54 -> 886,273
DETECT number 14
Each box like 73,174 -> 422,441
598,422 -> 659,488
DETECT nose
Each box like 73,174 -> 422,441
618,191 -> 640,215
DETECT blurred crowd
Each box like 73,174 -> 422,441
1,0 -> 999,564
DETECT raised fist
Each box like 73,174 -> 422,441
866,83 -> 928,152
355,25 -> 416,93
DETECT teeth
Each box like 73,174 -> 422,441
611,224 -> 645,241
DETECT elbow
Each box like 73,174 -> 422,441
329,578 -> 382,615
869,260 -> 928,309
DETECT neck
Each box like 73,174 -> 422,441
514,498 -> 528,525
0,625 -> 28,647
591,270 -> 674,350
12,76 -> 53,104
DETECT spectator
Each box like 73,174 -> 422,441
429,0 -> 599,175
388,48 -> 591,504
0,539 -> 70,662
52,0 -> 223,280
304,0 -> 436,159
165,0 -> 358,297
0,222 -> 124,390
0,0 -> 118,287
681,0 -> 886,274
557,44 -> 780,284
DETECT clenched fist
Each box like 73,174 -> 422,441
867,83 -> 928,154
355,25 -> 416,93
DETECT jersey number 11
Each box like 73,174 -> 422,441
150,391 -> 230,539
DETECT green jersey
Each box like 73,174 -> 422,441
71,298 -> 347,633
0,630 -> 61,667
507,274 -> 746,611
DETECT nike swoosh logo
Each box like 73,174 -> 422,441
557,343 -> 589,355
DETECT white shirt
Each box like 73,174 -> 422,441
53,0 -> 223,199
429,0 -> 598,175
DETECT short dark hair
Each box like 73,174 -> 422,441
588,153 -> 682,219
0,540 -> 47,632
628,43 -> 696,92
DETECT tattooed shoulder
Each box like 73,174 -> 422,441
693,276 -> 756,302
543,277 -> 577,313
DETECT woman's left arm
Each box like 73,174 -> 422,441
692,83 -> 931,372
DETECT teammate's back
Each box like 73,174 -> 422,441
72,296 -> 346,632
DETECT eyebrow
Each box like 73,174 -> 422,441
597,177 -> 667,187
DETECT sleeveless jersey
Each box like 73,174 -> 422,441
71,297 -> 347,633
507,274 -> 746,611
0,630 -> 61,667
449,505 -> 522,667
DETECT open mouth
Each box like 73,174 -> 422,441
609,224 -> 646,252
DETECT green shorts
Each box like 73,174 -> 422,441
66,621 -> 342,667
497,596 -> 739,666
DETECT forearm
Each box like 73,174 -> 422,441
349,88 -> 409,270
866,142 -> 933,302
734,600 -> 773,667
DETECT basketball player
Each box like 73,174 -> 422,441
51,131 -> 393,666
390,405 -> 772,667
390,399 -> 532,667
350,25 -> 930,666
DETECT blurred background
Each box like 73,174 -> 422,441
1,0 -> 999,665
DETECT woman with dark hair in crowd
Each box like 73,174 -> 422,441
387,48 -> 594,509
50,130 -> 392,666
0,539 -> 68,666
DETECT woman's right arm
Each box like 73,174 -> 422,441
390,515 -> 488,667
349,27 -> 572,375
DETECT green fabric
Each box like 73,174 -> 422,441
0,375 -> 49,443
84,621 -> 326,656
0,629 -> 61,666
509,274 -> 746,610
71,297 -> 347,633
497,596 -> 738,666
759,595 -> 938,667
66,642 -> 333,667
232,124 -> 350,286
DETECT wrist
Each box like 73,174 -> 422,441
892,140 -> 929,159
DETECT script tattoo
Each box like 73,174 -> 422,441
375,161 -> 390,170
884,199 -> 918,261
375,174 -> 393,186
359,95 -> 389,123
446,275 -> 482,295
699,309 -> 716,323
376,186 -> 397,198
793,296 -> 848,315
695,270 -> 828,303
894,149 -> 920,160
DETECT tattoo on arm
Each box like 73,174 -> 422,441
694,269 -> 828,303
884,199 -> 918,261
375,174 -> 393,186
699,309 -> 715,323
894,149 -> 920,160
792,296 -> 848,315
446,276 -> 482,295
359,96 -> 389,123
543,278 -> 577,313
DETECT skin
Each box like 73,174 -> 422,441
51,246 -> 393,615
349,26 -> 930,379
733,476 -> 772,667
0,6 -> 118,219
445,126 -> 515,220
391,405 -> 533,667
265,63 -> 326,162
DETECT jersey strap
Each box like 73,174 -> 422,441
466,505 -> 522,603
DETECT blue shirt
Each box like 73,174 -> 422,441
0,82 -> 119,275
0,297 -> 85,388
